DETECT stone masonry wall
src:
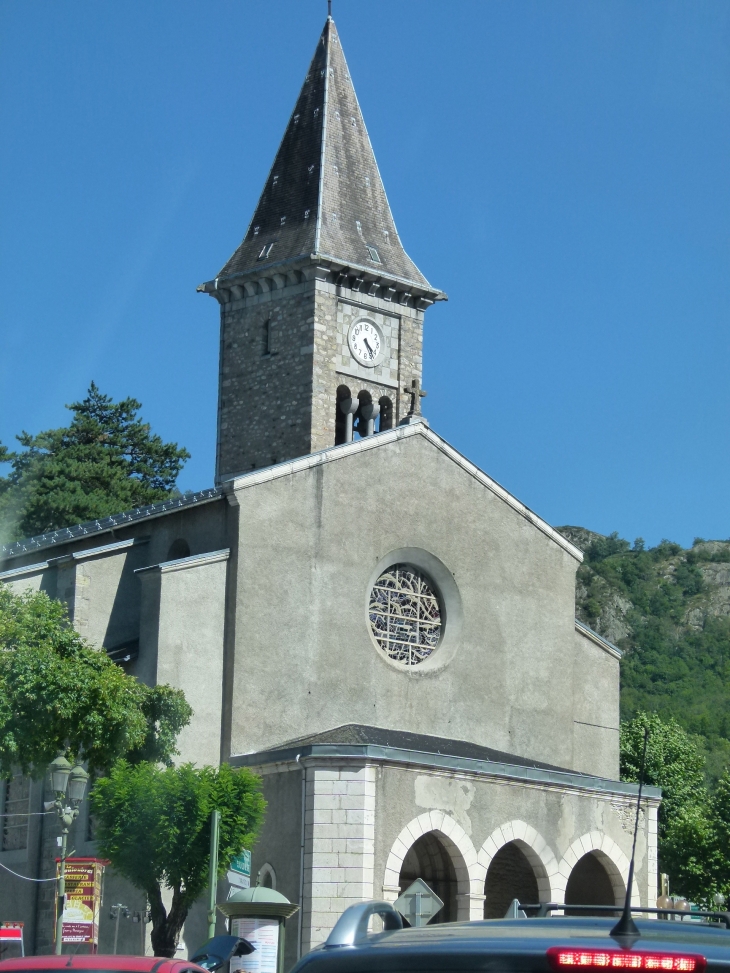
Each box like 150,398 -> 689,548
310,279 -> 425,452
301,763 -> 376,952
216,279 -> 317,481
216,270 -> 428,480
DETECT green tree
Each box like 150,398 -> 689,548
621,713 -> 721,903
0,586 -> 191,775
0,382 -> 190,541
91,761 -> 266,957
708,771 -> 730,903
621,712 -> 706,837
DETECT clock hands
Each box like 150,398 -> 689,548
363,337 -> 376,359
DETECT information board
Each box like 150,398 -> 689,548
54,858 -> 105,945
230,917 -> 279,973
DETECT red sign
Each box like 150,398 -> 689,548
0,923 -> 24,957
55,858 -> 105,946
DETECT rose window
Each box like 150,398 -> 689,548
368,564 -> 443,666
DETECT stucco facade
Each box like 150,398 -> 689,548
1,424 -> 659,960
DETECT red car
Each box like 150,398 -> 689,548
0,959 -> 209,973
0,933 -> 253,973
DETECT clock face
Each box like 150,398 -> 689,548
348,319 -> 385,367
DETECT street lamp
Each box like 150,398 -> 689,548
49,755 -> 89,955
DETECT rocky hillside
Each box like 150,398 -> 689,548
558,527 -> 730,781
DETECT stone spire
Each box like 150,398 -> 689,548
213,16 -> 434,292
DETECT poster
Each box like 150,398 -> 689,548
230,918 -> 279,973
55,858 -> 104,945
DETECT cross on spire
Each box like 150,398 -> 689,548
328,0 -> 332,16
404,378 -> 427,417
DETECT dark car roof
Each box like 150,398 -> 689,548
293,918 -> 730,973
0,957 -> 207,973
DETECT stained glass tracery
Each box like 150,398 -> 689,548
368,563 -> 442,665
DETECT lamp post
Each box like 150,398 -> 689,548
49,755 -> 89,955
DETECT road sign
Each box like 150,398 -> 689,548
0,923 -> 24,956
394,878 -> 444,927
228,850 -> 251,890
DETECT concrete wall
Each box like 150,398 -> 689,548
374,760 -> 658,919
137,550 -> 230,766
250,765 -> 305,972
227,430 -> 605,775
572,629 -> 621,779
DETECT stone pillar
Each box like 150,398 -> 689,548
300,763 -> 376,952
360,401 -> 380,437
647,804 -> 659,907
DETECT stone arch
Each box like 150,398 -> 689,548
335,384 -> 353,445
383,812 -> 480,921
556,833 -> 639,906
257,862 -> 276,889
379,396 -> 393,432
477,821 -> 558,915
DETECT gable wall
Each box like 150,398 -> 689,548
228,433 -> 613,775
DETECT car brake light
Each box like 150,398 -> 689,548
547,948 -> 706,973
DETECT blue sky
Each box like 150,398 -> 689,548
1,0 -> 728,548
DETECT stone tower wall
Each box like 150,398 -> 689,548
215,268 -> 428,480
216,278 -> 317,481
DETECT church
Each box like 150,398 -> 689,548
0,14 -> 658,964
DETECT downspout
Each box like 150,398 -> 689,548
296,754 -> 306,959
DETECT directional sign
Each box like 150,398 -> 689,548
228,850 -> 251,889
394,878 -> 444,927
231,851 -> 251,876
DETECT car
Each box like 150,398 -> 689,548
289,900 -> 730,973
0,957 -> 210,973
0,934 -> 252,973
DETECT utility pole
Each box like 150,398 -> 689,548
207,810 -> 221,940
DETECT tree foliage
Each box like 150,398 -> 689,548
0,382 -> 189,541
91,760 -> 266,957
621,713 -> 730,904
561,527 -> 730,782
0,586 -> 191,775
620,712 -> 706,840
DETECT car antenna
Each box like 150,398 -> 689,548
610,726 -> 649,948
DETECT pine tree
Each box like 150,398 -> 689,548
0,383 -> 190,540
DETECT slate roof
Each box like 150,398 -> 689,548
0,488 -> 221,561
256,723 -> 572,774
212,17 -> 434,292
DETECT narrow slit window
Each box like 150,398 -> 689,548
263,319 -> 273,356
366,245 -> 381,263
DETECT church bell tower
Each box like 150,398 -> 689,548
199,15 -> 445,483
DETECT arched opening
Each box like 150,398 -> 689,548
167,539 -> 190,561
354,390 -> 372,438
565,852 -> 620,914
258,863 -> 276,890
484,841 -> 540,918
398,831 -> 458,924
335,385 -> 352,445
379,396 -> 393,432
